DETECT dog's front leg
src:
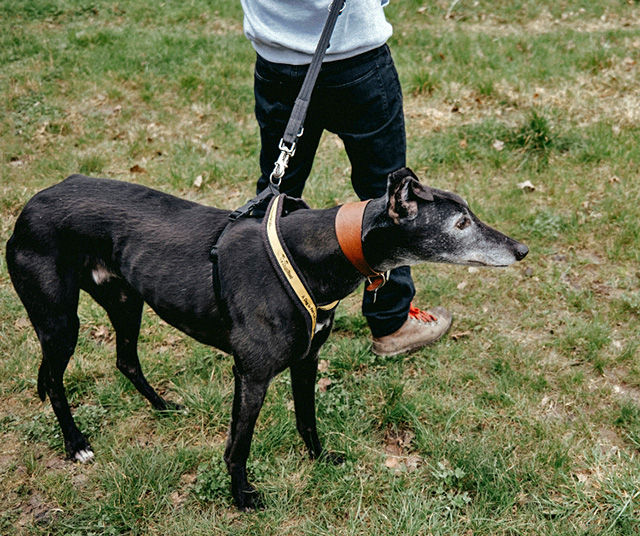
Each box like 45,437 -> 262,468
224,365 -> 269,511
291,354 -> 344,465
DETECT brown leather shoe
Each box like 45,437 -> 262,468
371,304 -> 452,357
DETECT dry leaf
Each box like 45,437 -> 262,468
385,443 -> 403,456
385,456 -> 401,469
129,164 -> 146,174
15,317 -> 31,330
517,180 -> 536,192
451,331 -> 472,341
405,456 -> 421,472
90,325 -> 112,343
318,378 -> 332,392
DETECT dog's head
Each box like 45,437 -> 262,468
364,168 -> 528,270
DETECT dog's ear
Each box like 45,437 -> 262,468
386,168 -> 433,224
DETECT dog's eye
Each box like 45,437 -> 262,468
456,216 -> 471,230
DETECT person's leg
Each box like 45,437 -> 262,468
254,54 -> 324,198
315,46 -> 414,337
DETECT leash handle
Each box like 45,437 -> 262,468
270,0 -> 347,185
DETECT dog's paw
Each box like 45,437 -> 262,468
235,487 -> 264,512
318,450 -> 345,466
73,448 -> 95,464
156,400 -> 188,414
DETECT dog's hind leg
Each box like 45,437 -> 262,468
38,316 -> 96,462
224,365 -> 270,511
37,313 -> 95,462
82,275 -> 178,411
7,245 -> 91,461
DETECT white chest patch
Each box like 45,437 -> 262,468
314,317 -> 331,335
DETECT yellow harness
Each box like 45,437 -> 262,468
266,195 -> 339,337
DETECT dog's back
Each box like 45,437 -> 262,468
7,175 -> 232,349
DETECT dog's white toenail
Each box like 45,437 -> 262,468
75,449 -> 95,463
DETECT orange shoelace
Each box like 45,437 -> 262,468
408,304 -> 438,323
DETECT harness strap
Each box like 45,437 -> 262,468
264,195 -> 339,348
335,200 -> 388,291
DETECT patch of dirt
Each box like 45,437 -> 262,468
16,493 -> 60,529
456,11 -> 640,39
413,8 -> 640,39
0,435 -> 21,475
594,369 -> 640,406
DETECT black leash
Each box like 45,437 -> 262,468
229,0 -> 347,220
211,0 -> 347,323
270,0 -> 347,189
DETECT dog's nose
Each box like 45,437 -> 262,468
514,242 -> 529,261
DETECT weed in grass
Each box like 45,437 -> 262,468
558,317 -> 612,373
78,153 -> 107,175
193,455 -> 230,505
19,411 -> 65,452
409,70 -> 439,96
376,378 -> 418,431
432,461 -> 471,508
17,404 -> 108,453
9,92 -> 64,138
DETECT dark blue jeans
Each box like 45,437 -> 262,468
254,44 -> 414,337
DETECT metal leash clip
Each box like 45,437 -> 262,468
270,129 -> 304,186
270,139 -> 298,187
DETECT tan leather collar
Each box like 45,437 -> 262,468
335,200 -> 388,291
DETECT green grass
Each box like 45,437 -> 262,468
1,0 -> 640,534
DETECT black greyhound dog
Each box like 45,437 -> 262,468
6,167 -> 528,510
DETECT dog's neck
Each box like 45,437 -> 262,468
278,206 -> 367,305
277,197 -> 405,305
361,197 -> 412,273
